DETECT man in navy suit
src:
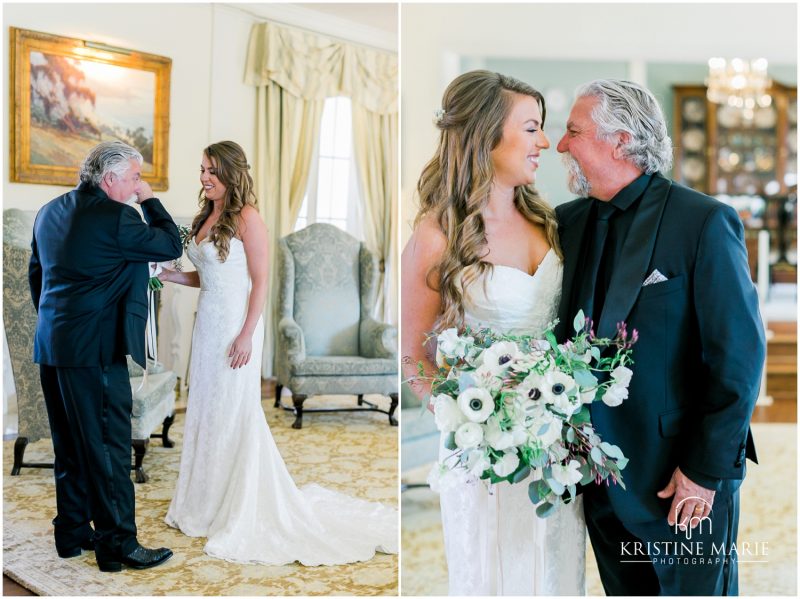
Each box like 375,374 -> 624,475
29,141 -> 182,571
554,80 -> 765,595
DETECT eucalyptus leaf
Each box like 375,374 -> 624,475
600,442 -> 624,460
444,432 -> 457,451
590,446 -> 604,464
536,501 -> 556,518
590,346 -> 602,362
565,427 -> 576,444
616,456 -> 629,470
528,479 -> 548,503
511,465 -> 531,484
573,310 -> 586,333
567,484 -> 576,501
573,368 -> 598,389
579,462 -> 594,485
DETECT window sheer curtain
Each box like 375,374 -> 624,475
245,21 -> 398,376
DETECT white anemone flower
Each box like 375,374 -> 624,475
455,422 -> 484,449
457,387 -> 495,423
540,371 -> 576,405
492,451 -> 520,478
517,372 -> 546,404
432,394 -> 467,432
552,459 -> 583,486
481,341 -> 520,376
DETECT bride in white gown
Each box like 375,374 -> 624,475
159,141 -> 397,566
401,71 -> 585,595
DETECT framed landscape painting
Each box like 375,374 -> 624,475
10,27 -> 171,189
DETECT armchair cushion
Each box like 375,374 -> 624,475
290,355 -> 396,377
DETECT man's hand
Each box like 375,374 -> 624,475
136,180 -> 155,203
657,466 -> 715,529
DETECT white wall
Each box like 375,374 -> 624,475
400,2 -> 799,246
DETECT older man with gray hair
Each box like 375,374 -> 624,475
554,79 -> 764,595
29,140 -> 182,571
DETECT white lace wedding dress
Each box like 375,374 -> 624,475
165,237 -> 397,565
438,248 -> 586,595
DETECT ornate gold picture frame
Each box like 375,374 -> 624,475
10,27 -> 171,189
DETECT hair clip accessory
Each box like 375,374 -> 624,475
433,108 -> 446,124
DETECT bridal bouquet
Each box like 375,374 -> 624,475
148,225 -> 193,290
426,311 -> 636,518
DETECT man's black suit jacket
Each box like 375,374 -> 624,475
554,172 -> 765,523
29,181 -> 182,368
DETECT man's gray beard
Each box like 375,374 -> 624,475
561,153 -> 592,197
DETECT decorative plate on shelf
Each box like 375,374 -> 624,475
682,98 -> 706,123
681,128 -> 706,152
717,105 -> 741,129
754,106 -> 778,129
682,157 -> 706,182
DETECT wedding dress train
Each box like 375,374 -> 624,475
438,249 -> 586,595
165,237 -> 397,565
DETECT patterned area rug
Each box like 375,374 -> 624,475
401,422 -> 797,596
3,394 -> 398,596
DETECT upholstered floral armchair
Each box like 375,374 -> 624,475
3,208 -> 178,483
275,223 -> 398,429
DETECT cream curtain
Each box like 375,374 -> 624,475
245,21 -> 398,375
352,106 -> 398,324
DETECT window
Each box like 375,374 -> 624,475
295,96 -> 362,238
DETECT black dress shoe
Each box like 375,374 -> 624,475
56,537 -> 96,558
97,544 -> 173,572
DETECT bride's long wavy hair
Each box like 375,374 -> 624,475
191,141 -> 258,262
415,70 -> 561,330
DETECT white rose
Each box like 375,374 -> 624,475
455,422 -> 484,449
552,459 -> 583,487
481,341 -> 520,376
492,451 -> 520,478
484,415 -> 515,451
457,387 -> 495,423
437,327 -> 472,358
432,394 -> 467,432
466,448 -> 491,477
611,365 -> 633,387
540,371 -> 576,405
602,383 -> 629,407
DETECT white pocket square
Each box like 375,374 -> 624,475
642,269 -> 668,286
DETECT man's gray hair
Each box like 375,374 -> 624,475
79,141 -> 143,186
576,79 -> 673,174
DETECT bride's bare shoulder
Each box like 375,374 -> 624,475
405,212 -> 447,263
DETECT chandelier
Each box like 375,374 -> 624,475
706,57 -> 772,119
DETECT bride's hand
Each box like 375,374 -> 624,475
157,268 -> 175,283
229,331 -> 253,369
